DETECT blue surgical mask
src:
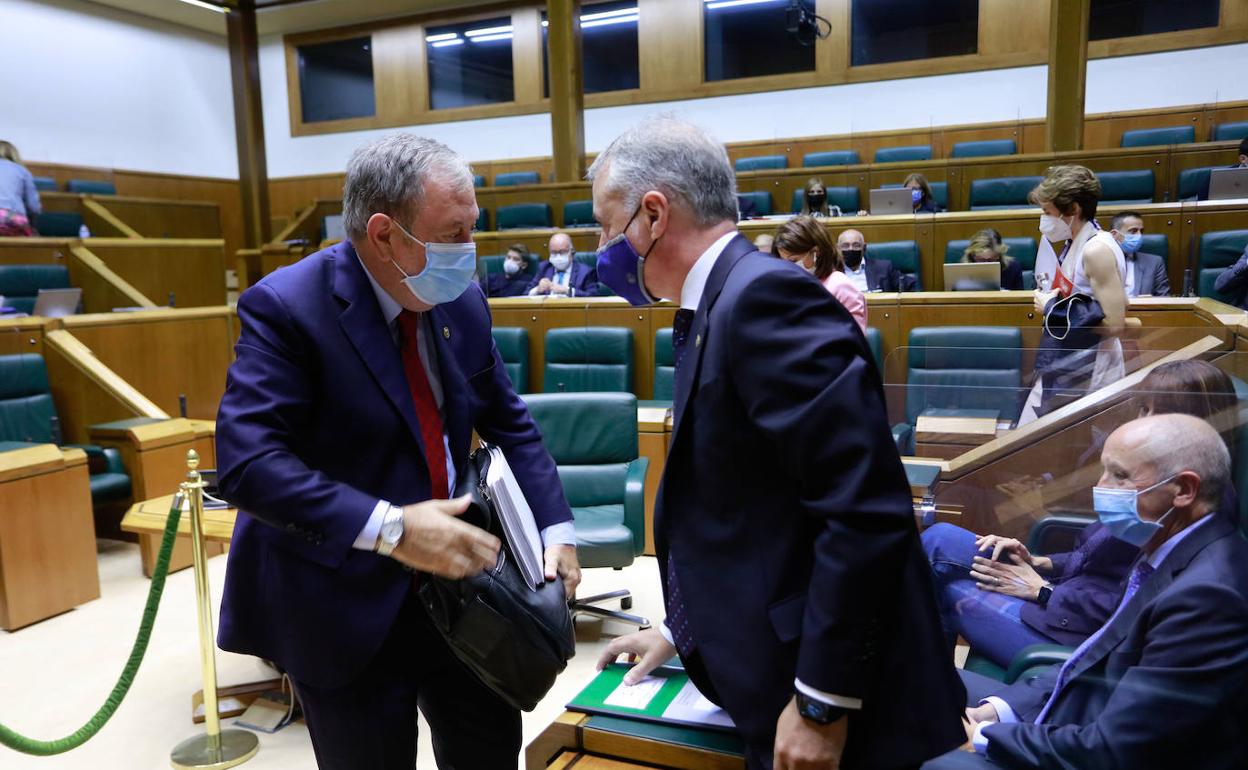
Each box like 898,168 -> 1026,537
596,205 -> 659,306
1092,475 -> 1177,546
389,219 -> 477,306
1120,234 -> 1143,254
911,188 -> 922,205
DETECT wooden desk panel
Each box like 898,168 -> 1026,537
96,197 -> 222,241
85,239 -> 227,308
0,237 -> 73,266
0,318 -> 45,357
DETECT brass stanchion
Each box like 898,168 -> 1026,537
170,450 -> 259,770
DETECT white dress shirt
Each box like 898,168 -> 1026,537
528,266 -> 572,296
845,261 -> 869,293
352,257 -> 575,552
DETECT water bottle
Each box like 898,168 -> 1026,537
78,223 -> 91,238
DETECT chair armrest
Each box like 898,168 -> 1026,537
624,457 -> 650,556
63,443 -> 128,476
100,446 -> 126,475
1003,643 -> 1075,684
1027,514 -> 1095,556
891,423 -> 913,454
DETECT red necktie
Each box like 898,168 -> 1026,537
397,311 -> 449,499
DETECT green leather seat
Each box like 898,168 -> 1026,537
543,327 -> 634,393
864,326 -> 882,371
476,208 -> 490,232
1097,169 -> 1154,204
802,150 -> 859,167
866,240 -> 922,291
881,181 -> 948,210
32,176 -> 57,192
893,327 -> 1023,453
494,171 -> 540,186
950,139 -> 1016,158
473,174 -> 486,188
0,264 -> 71,315
522,392 -> 650,626
790,186 -> 859,214
874,145 -> 932,163
1139,233 -> 1169,264
1214,121 -> 1248,142
738,191 -> 772,216
1198,229 -> 1248,304
1177,166 -> 1219,201
654,328 -> 675,401
491,327 -> 530,394
496,203 -> 552,230
1120,125 -> 1195,147
563,200 -> 595,227
735,155 -> 786,172
67,179 -> 116,195
944,237 -> 1036,290
0,353 -> 131,506
969,176 -> 1044,210
34,211 -> 84,237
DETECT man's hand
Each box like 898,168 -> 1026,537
973,534 -> 1033,566
549,282 -> 570,295
966,703 -> 999,726
544,544 -> 581,597
537,278 -> 553,294
773,697 -> 847,770
595,627 -> 676,685
389,495 -> 501,579
1034,288 -> 1058,314
971,555 -> 1048,602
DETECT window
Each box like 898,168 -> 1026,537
297,36 -> 375,123
703,0 -> 816,83
850,0 -> 978,67
1089,0 -> 1219,40
542,1 -> 641,96
426,16 -> 515,110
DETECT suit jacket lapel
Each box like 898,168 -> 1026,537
1134,259 -> 1145,294
427,304 -> 471,474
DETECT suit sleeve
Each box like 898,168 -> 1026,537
1214,249 -> 1248,297
215,283 -> 378,569
1151,257 -> 1170,296
579,265 -> 599,297
525,266 -> 545,295
984,580 -> 1248,769
727,267 -> 914,699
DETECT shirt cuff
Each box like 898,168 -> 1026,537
971,721 -> 992,754
982,696 -> 1017,724
658,621 -> 674,646
793,679 -> 863,710
540,522 -> 577,548
352,499 -> 391,551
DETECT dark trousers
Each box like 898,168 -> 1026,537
291,590 -> 521,770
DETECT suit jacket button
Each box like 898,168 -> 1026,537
1060,618 -> 1069,627
286,523 -> 297,532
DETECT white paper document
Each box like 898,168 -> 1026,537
603,676 -> 665,710
483,443 -> 545,589
662,680 -> 736,728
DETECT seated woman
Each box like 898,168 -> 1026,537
960,228 -> 1023,290
903,172 -> 940,213
921,359 -> 1238,668
799,177 -> 831,217
773,215 -> 867,331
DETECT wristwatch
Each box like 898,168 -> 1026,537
795,692 -> 849,725
375,504 -> 405,557
1037,583 -> 1054,608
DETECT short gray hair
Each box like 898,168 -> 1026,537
342,133 -> 474,240
587,115 -> 738,228
1129,413 -> 1231,506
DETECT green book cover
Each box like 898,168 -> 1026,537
566,663 -> 739,736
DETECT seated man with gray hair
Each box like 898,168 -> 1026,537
926,413 -> 1248,769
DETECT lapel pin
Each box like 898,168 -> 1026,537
442,326 -> 451,339
695,333 -> 702,348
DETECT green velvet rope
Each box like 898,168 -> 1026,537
0,493 -> 185,755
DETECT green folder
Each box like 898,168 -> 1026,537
567,663 -> 740,737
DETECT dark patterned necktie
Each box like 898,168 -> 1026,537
672,309 -> 696,370
666,308 -> 698,656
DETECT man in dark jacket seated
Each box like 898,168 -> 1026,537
1213,243 -> 1248,311
479,243 -> 533,298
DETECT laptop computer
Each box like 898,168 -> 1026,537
323,214 -> 347,241
869,188 -> 913,216
32,287 -> 82,318
943,262 -> 1002,291
1208,167 -> 1248,201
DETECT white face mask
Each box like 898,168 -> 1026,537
1039,213 -> 1072,242
550,252 -> 571,271
503,259 -> 522,275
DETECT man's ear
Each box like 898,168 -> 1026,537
640,190 -> 670,239
1172,471 -> 1201,509
366,213 -> 396,257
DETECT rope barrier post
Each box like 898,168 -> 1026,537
170,450 -> 259,770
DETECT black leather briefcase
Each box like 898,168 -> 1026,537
417,448 -> 576,712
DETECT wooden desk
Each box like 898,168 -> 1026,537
637,405 -> 672,556
526,711 -> 744,770
120,492 -> 237,545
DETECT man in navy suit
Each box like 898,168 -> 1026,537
837,228 -> 912,292
591,117 -> 965,770
526,232 -> 598,296
215,134 -> 581,770
926,413 -> 1248,769
1110,211 -> 1169,297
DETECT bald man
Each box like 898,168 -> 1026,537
837,228 -> 906,292
925,413 -> 1248,769
527,232 -> 598,297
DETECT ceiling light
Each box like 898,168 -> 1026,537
425,32 -> 459,43
176,0 -> 227,12
705,0 -> 784,9
581,7 -> 639,22
431,38 -> 466,48
464,24 -> 514,38
581,14 -> 638,28
469,32 -> 513,42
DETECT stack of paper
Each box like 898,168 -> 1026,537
483,443 -> 545,589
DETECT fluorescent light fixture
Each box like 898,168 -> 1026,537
581,14 -> 638,28
176,0 -> 227,12
581,6 -> 639,22
464,24 -> 514,38
705,0 -> 784,9
425,32 -> 459,43
431,38 -> 466,48
469,32 -> 513,42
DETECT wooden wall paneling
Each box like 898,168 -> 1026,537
815,0 -> 849,81
94,197 -> 222,241
513,8 -> 545,107
66,243 -> 157,313
637,0 -> 702,94
0,237 -> 72,266
980,0 -> 1050,58
37,192 -> 83,215
0,318 -> 45,357
85,239 -> 227,308
113,172 -> 243,269
374,23 -> 428,123
268,174 -> 346,222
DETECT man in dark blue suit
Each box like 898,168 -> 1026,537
926,414 -> 1248,769
215,134 -> 581,770
526,232 -> 598,296
591,117 -> 965,770
837,228 -> 912,292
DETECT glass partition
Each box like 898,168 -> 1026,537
297,36 -> 376,123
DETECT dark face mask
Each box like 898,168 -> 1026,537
806,191 -> 826,210
842,248 -> 864,269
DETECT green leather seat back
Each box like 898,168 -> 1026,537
476,208 -> 490,232
1120,125 -> 1195,147
497,203 -> 552,230
802,150 -> 859,167
34,211 -> 84,237
1139,233 -> 1169,263
491,327 -> 530,394
969,176 -> 1044,210
735,155 -> 787,172
0,265 -> 71,314
1198,230 -> 1248,304
0,354 -> 58,444
1178,166 -> 1219,200
790,186 -> 859,214
1214,121 -> 1248,142
950,139 -> 1017,158
563,200 -> 595,227
866,240 -> 922,290
478,254 -> 539,278
67,179 -> 116,195
473,174 -> 486,188
864,326 -> 882,371
543,327 -> 634,393
738,191 -> 772,216
494,171 -> 540,186
881,181 -> 947,210
32,176 -> 57,192
574,252 -> 598,271
944,237 -> 1037,270
654,328 -> 675,401
905,326 -> 1023,426
874,145 -> 932,163
1097,169 -> 1155,204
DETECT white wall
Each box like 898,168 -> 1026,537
261,40 -> 1248,178
3,0 -> 237,178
